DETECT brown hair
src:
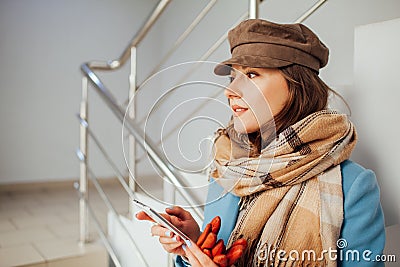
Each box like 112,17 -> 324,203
275,64 -> 330,134
251,64 -> 343,153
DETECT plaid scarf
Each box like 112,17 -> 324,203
210,110 -> 357,267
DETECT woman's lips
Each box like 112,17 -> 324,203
231,104 -> 248,116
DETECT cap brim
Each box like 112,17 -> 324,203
214,55 -> 293,76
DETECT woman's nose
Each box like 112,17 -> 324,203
224,80 -> 242,99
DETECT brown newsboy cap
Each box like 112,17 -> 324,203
214,19 -> 329,75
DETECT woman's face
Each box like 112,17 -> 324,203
224,65 -> 289,134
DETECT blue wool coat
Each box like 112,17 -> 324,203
176,160 -> 386,266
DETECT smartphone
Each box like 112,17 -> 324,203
133,199 -> 190,241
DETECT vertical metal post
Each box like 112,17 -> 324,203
249,0 -> 260,19
79,76 -> 89,244
128,46 -> 137,219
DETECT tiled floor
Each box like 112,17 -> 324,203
0,179 -> 130,267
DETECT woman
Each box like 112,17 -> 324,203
137,19 -> 385,266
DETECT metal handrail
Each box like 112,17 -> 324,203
122,0 -> 226,108
80,0 -> 217,221
86,0 -> 171,71
295,0 -> 327,23
78,2 -> 213,258
148,0 -> 218,79
78,116 -> 137,202
79,115 -> 185,221
81,63 -> 204,220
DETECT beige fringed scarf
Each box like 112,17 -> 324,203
211,110 -> 357,267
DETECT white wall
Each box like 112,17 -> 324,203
351,18 -> 400,226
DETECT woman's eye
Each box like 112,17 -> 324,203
229,76 -> 235,83
246,72 -> 257,79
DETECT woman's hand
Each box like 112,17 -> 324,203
164,206 -> 200,242
183,240 -> 219,267
150,222 -> 186,256
135,206 -> 200,256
